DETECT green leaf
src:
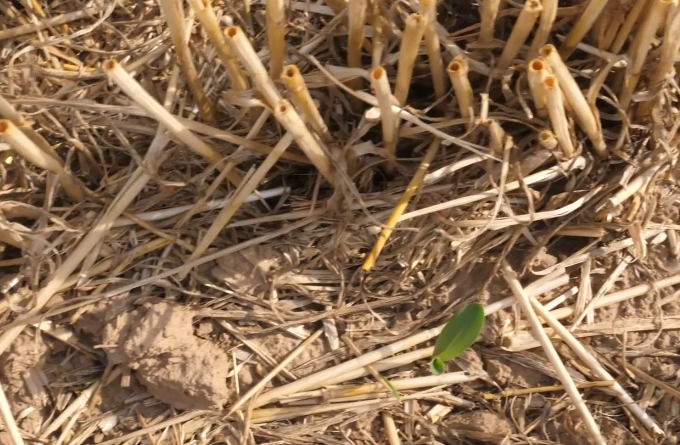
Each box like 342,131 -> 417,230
431,303 -> 485,364
430,357 -> 445,375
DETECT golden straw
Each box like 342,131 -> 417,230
447,56 -> 474,129
159,0 -> 215,124
540,44 -> 607,157
281,65 -> 332,141
347,0 -> 368,112
421,0 -> 447,99
479,0 -> 502,44
394,13 -> 426,105
559,0 -> 609,59
543,75 -> 575,159
497,0 -> 542,71
266,0 -> 286,80
528,0 -> 557,59
527,58 -> 549,118
610,0 -> 651,54
370,67 -> 398,157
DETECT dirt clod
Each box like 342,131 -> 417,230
441,411 -> 513,443
101,302 -> 231,410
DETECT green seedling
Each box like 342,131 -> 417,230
430,303 -> 485,375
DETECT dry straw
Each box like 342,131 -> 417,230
496,0 -> 542,71
479,0 -> 502,44
347,0 -> 368,111
559,0 -> 610,59
527,57 -> 549,117
266,0 -> 286,80
281,65 -> 331,141
447,56 -> 474,129
394,13 -> 426,105
421,0 -> 447,99
528,0 -> 557,58
371,67 -> 398,157
159,0 -> 214,123
543,75 -> 575,159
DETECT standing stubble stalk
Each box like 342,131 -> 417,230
158,0 -> 215,124
370,67 -> 398,160
527,58 -> 549,118
619,0 -> 677,110
347,0 -> 367,112
543,75 -> 575,159
540,44 -> 607,157
447,56 -> 474,130
266,0 -> 286,80
496,0 -> 542,71
281,65 -> 332,142
527,0 -> 557,59
394,13 -> 426,105
420,0 -> 447,100
559,0 -> 610,59
609,0 -> 651,54
479,0 -> 501,44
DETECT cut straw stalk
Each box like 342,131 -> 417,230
559,0 -> 609,59
619,0 -> 676,109
103,60 -> 242,186
0,120 -> 84,201
394,13 -> 426,105
266,0 -> 286,80
224,26 -> 281,107
610,0 -> 651,54
159,0 -> 215,124
538,129 -> 558,150
281,65 -> 331,141
496,0 -> 542,71
479,0 -> 502,44
362,138 -> 441,272
500,261 -> 607,445
370,67 -> 398,157
528,0 -> 557,59
527,58 -> 549,117
636,5 -> 680,115
527,295 -> 665,437
347,0 -> 367,112
186,0 -> 249,92
543,76 -> 575,159
0,380 -> 24,445
421,0 -> 447,99
182,133 -> 294,275
540,45 -> 607,157
273,100 -> 334,183
447,56 -> 474,129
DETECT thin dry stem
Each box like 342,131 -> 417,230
370,67 -> 398,157
347,0 -> 368,111
610,0 -> 651,54
394,13 -> 426,105
497,0 -> 543,71
501,260 -> 607,445
528,58 -> 549,117
266,0 -> 286,80
528,0 -> 557,59
159,0 -> 215,123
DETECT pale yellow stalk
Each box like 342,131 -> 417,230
619,0 -> 676,109
497,0 -> 542,71
159,0 -> 215,124
527,57 -> 549,117
103,60 -> 242,185
187,0 -> 249,92
560,0 -> 609,59
447,56 -> 474,129
541,44 -> 607,157
0,120 -> 84,201
543,75 -> 575,159
538,129 -> 558,150
528,0 -> 557,59
394,13 -> 426,105
600,11 -> 624,51
637,6 -> 680,116
347,0 -> 368,112
479,0 -> 502,44
370,67 -> 398,156
281,65 -> 331,141
421,0 -> 447,99
0,94 -> 25,126
224,26 -> 281,107
610,0 -> 651,54
274,100 -> 334,184
487,120 -> 506,156
266,0 -> 286,80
